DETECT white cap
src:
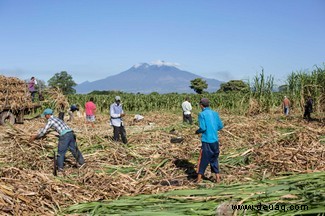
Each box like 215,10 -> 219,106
115,96 -> 121,101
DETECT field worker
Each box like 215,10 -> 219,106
282,96 -> 290,116
28,77 -> 37,102
182,97 -> 193,124
195,98 -> 223,183
303,97 -> 313,121
68,104 -> 79,122
58,103 -> 66,121
85,97 -> 96,128
110,96 -> 127,144
30,108 -> 85,174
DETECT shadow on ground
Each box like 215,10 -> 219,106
174,158 -> 197,180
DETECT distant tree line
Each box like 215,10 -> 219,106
39,64 -> 325,114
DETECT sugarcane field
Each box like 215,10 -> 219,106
0,68 -> 324,216
3,1 -> 325,215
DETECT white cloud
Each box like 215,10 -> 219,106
150,60 -> 180,67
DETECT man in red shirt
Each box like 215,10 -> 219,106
85,97 -> 96,128
283,96 -> 290,116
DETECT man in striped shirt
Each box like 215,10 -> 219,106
30,108 -> 85,173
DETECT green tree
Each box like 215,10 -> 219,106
48,71 -> 77,95
217,80 -> 250,93
35,79 -> 47,92
189,78 -> 208,94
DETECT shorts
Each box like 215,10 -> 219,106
86,115 -> 95,122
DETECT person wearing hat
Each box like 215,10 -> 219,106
110,96 -> 127,144
282,96 -> 290,116
182,96 -> 193,124
68,104 -> 80,122
30,108 -> 85,174
195,98 -> 223,183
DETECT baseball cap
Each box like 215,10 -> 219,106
115,96 -> 121,101
41,108 -> 53,117
199,98 -> 209,107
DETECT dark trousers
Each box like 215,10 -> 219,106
183,113 -> 193,124
58,112 -> 65,121
303,110 -> 311,120
113,126 -> 127,144
284,107 -> 289,115
197,141 -> 219,175
30,91 -> 36,102
57,132 -> 85,170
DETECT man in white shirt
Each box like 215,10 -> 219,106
110,96 -> 127,144
182,97 -> 193,124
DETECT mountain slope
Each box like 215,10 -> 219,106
75,63 -> 222,94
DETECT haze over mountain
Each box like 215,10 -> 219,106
75,62 -> 222,94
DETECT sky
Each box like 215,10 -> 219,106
0,0 -> 324,86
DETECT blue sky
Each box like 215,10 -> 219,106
0,0 -> 324,85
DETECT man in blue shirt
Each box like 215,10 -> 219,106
195,98 -> 223,183
30,108 -> 85,174
68,104 -> 79,122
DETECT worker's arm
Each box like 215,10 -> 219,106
195,113 -> 206,134
110,104 -> 124,118
216,113 -> 224,131
121,105 -> 125,117
93,105 -> 96,116
30,120 -> 53,141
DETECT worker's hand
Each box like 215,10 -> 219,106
29,135 -> 36,142
120,113 -> 125,117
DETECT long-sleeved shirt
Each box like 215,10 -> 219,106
182,101 -> 192,115
37,116 -> 72,138
196,107 -> 223,143
110,102 -> 124,127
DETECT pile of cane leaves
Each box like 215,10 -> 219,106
64,172 -> 325,215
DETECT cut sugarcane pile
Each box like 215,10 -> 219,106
43,87 -> 69,113
0,75 -> 34,110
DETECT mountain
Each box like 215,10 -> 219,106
75,62 -> 222,94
